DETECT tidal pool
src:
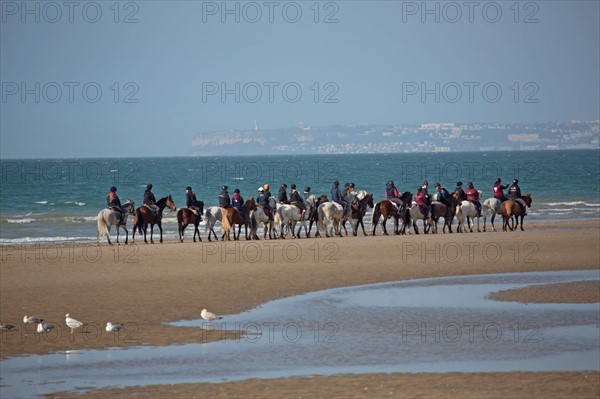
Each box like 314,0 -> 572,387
1,270 -> 598,398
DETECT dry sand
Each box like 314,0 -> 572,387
1,219 -> 598,398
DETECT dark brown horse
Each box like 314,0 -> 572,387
370,192 -> 412,236
501,194 -> 532,231
304,194 -> 328,238
221,198 -> 257,241
177,200 -> 205,242
429,191 -> 461,234
341,193 -> 374,236
132,195 -> 177,244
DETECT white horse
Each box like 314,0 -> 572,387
455,201 -> 480,233
204,206 -> 222,241
408,202 -> 432,234
482,198 -> 502,232
250,197 -> 278,240
274,195 -> 316,238
97,200 -> 135,245
317,201 -> 345,237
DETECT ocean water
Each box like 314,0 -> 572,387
1,150 -> 598,245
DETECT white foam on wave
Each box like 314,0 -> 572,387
35,201 -> 49,205
0,236 -> 96,245
4,218 -> 36,224
65,201 -> 86,206
545,201 -> 600,207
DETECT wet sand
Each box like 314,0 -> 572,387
489,280 -> 600,304
1,219 -> 599,397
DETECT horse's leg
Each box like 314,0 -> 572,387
381,218 -> 388,235
143,224 -> 149,244
124,226 -> 129,245
196,222 -> 202,242
491,214 -> 497,232
520,215 -> 525,231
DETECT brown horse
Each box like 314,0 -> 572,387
501,194 -> 532,231
341,193 -> 374,236
370,192 -> 412,236
177,200 -> 205,242
303,194 -> 327,238
132,195 -> 177,244
221,198 -> 257,241
429,191 -> 461,234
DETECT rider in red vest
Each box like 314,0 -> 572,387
492,178 -> 509,202
465,182 -> 481,217
414,186 -> 429,218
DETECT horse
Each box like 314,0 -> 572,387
250,197 -> 278,240
317,200 -> 345,237
408,202 -> 432,234
132,195 -> 177,244
429,192 -> 461,234
455,201 -> 480,233
501,194 -> 532,231
176,200 -> 205,242
304,194 -> 328,238
204,206 -> 222,241
341,192 -> 374,236
275,195 -> 316,239
370,192 -> 412,236
97,200 -> 135,245
482,198 -> 502,232
221,198 -> 257,241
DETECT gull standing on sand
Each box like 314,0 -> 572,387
36,320 -> 55,333
106,322 -> 124,332
65,314 -> 83,333
23,315 -> 41,324
201,309 -> 222,322
1,323 -> 16,331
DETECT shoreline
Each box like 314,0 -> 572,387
1,219 -> 599,397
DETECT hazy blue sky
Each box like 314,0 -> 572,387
1,0 -> 599,158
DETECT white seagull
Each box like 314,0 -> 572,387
36,320 -> 55,333
1,323 -> 16,331
201,308 -> 222,322
65,313 -> 83,333
106,322 -> 124,332
23,315 -> 41,324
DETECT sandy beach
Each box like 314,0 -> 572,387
1,219 -> 599,398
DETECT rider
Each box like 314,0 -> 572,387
263,184 -> 274,221
455,181 -> 467,201
231,188 -> 245,219
465,182 -> 481,217
144,184 -> 161,219
493,178 -> 509,202
278,184 -> 288,204
342,182 -> 351,197
107,186 -> 124,224
509,179 -> 527,215
219,185 -> 231,208
385,180 -> 403,208
331,180 -> 348,213
422,181 -> 429,196
303,186 -> 312,202
414,186 -> 429,218
185,186 -> 201,214
434,182 -> 451,209
289,184 -> 306,218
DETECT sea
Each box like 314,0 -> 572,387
1,150 -> 598,245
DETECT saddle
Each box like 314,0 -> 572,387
260,206 -> 271,218
351,204 -> 359,214
388,200 -> 399,211
144,205 -> 158,218
188,207 -> 199,216
417,204 -> 428,215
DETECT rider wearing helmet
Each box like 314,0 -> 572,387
231,188 -> 244,218
385,180 -> 403,208
219,185 -> 231,208
144,184 -> 161,218
414,186 -> 429,218
465,182 -> 481,217
331,180 -> 348,213
434,182 -> 451,209
185,186 -> 201,213
493,178 -> 509,202
278,183 -> 289,204
289,183 -> 306,218
509,179 -> 527,215
107,186 -> 124,224
455,181 -> 467,201
259,184 -> 274,221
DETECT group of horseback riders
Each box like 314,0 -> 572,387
105,177 -> 526,226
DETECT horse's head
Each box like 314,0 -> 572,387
166,195 -> 177,211
268,196 -> 277,208
244,197 -> 256,210
319,194 -> 328,204
522,194 -> 532,207
365,193 -> 374,208
123,200 -> 135,212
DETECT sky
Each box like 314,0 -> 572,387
1,0 -> 599,158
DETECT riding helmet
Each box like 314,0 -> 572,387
234,188 -> 240,194
417,186 -> 422,192
258,187 -> 264,192
282,183 -> 287,188
185,186 -> 192,191
513,179 -> 519,184
222,185 -> 228,191
291,184 -> 296,189
350,183 -> 355,188
264,184 -> 270,190
423,181 -> 428,185
110,186 -> 117,192
146,184 -> 153,190
495,178 -> 501,183
467,182 -> 474,188
344,182 -> 350,187
334,180 -> 339,186
304,187 -> 311,192
456,181 -> 463,187
434,182 -> 441,188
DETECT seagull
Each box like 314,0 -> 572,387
36,320 -> 55,333
23,315 -> 41,324
0,323 -> 16,331
65,313 -> 83,333
106,322 -> 124,332
201,308 -> 222,322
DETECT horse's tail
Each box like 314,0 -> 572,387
97,211 -> 105,242
221,208 -> 232,235
135,208 -> 143,233
317,205 -> 325,234
177,209 -> 184,239
249,210 -> 257,232
205,209 -> 212,233
370,202 -> 381,234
